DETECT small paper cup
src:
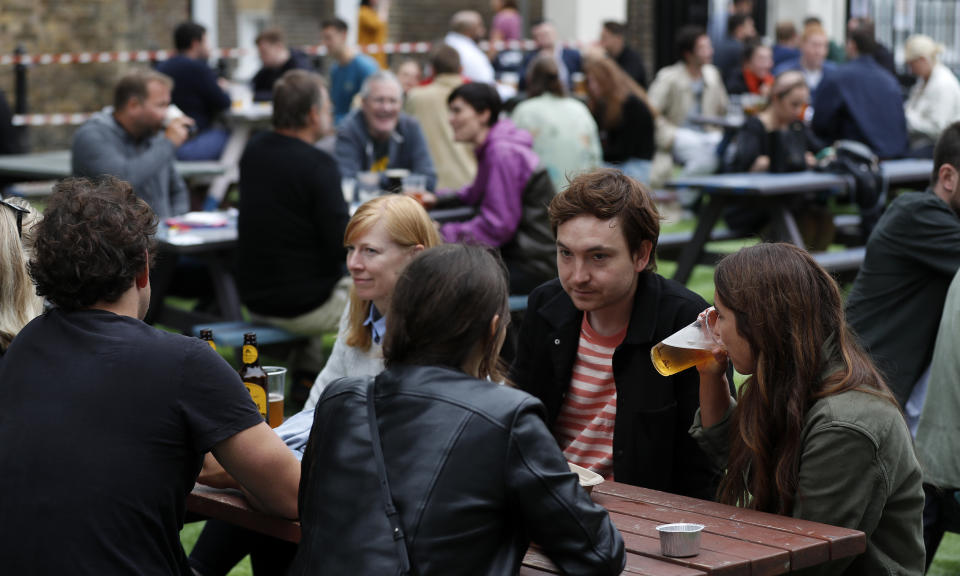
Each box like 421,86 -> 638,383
656,523 -> 705,557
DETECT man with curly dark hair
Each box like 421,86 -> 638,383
0,177 -> 300,575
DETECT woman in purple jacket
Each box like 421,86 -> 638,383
419,82 -> 556,294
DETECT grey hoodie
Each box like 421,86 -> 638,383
71,108 -> 188,220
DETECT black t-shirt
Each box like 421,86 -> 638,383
0,309 -> 263,575
238,131 -> 349,318
598,93 -> 655,163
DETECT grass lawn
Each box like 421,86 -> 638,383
177,210 -> 960,573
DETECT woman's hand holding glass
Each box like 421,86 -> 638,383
694,307 -> 733,428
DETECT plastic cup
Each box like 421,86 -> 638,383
263,366 -> 286,428
356,171 -> 381,204
650,308 -> 721,376
402,174 -> 427,204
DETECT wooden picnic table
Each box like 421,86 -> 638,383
663,159 -> 934,285
187,479 -> 865,574
665,171 -> 853,284
150,204 -> 474,332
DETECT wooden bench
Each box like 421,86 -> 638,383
812,247 -> 865,284
657,228 -> 743,263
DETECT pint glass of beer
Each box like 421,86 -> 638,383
651,308 -> 721,376
263,366 -> 287,428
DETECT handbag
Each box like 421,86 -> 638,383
366,377 -> 414,576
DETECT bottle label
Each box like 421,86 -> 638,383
242,345 -> 258,364
244,382 -> 268,419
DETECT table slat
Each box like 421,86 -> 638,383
594,494 -> 829,571
608,511 -> 791,576
595,484 -> 866,561
524,547 -> 709,576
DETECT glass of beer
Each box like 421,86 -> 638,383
651,308 -> 721,376
263,366 -> 287,428
402,173 -> 427,204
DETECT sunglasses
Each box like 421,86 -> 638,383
0,198 -> 29,239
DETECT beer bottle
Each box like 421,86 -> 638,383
238,332 -> 269,422
199,329 -> 217,352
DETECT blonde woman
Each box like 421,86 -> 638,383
0,197 -> 43,355
904,34 -> 960,152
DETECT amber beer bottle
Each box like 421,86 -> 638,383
200,329 -> 217,352
238,332 -> 269,422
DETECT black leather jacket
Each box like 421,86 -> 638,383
290,364 -> 626,576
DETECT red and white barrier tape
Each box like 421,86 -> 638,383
0,39 -> 589,66
11,113 -> 94,126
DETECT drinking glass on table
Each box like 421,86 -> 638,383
264,366 -> 287,428
402,174 -> 428,205
341,177 -> 356,204
356,171 -> 381,205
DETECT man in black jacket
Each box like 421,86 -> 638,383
511,168 -> 723,500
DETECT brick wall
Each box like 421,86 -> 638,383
626,0 -> 656,81
0,0 -> 655,151
0,0 -> 188,150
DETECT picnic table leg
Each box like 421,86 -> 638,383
207,124 -> 252,203
206,254 -> 244,322
673,195 -> 725,285
770,203 -> 806,250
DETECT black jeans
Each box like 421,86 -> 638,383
923,483 -> 960,571
189,519 -> 298,576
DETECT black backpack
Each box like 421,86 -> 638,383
820,140 -> 885,239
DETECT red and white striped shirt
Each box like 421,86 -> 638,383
553,315 -> 626,479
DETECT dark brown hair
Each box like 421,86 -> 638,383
383,244 -> 509,381
549,168 -> 660,272
714,243 -> 896,514
525,54 -> 564,98
29,177 -> 157,311
932,122 -> 960,186
429,43 -> 461,76
256,27 -> 286,46
272,69 -> 324,130
114,69 -> 173,111
602,21 -> 626,37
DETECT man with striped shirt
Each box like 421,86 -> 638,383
511,169 -> 723,498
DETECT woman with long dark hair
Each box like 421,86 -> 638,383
583,55 -> 656,184
291,244 -> 625,575
693,243 -> 924,575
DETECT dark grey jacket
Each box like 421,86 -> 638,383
334,110 -> 437,191
291,364 -> 625,576
71,108 -> 189,220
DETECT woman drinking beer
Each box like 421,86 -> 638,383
693,243 -> 924,575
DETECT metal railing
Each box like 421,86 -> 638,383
867,0 -> 959,72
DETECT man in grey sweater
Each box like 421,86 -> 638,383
72,69 -> 194,220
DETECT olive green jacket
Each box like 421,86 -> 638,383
691,388 -> 925,575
